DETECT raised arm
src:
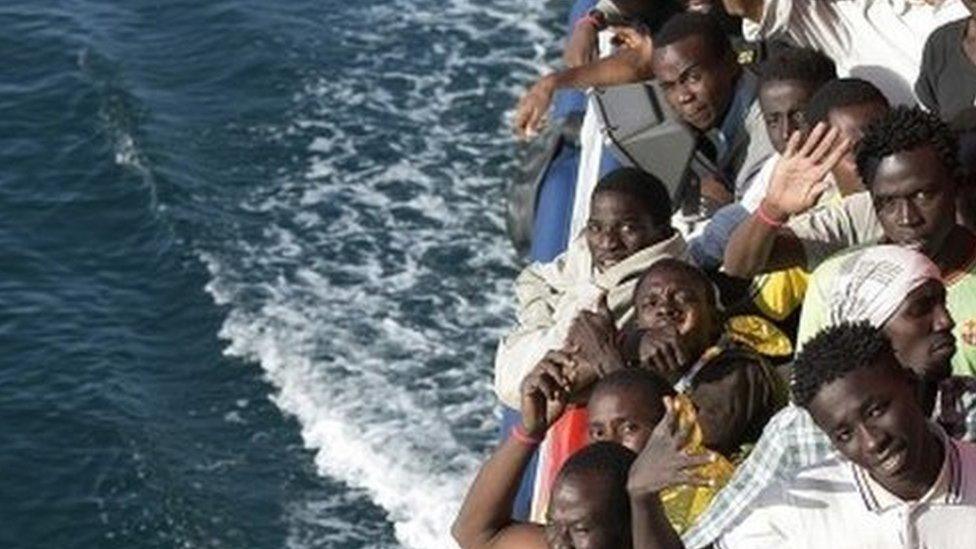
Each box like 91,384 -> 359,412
514,27 -> 654,139
565,17 -> 600,67
723,124 -> 850,277
452,363 -> 571,549
720,0 -> 764,23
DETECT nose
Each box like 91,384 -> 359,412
857,424 -> 889,456
775,124 -> 790,149
606,426 -> 625,446
934,303 -> 955,332
676,84 -> 694,104
595,229 -> 622,251
896,198 -> 922,226
654,295 -> 680,320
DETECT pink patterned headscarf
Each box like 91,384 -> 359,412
827,245 -> 941,328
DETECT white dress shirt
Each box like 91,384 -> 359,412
715,431 -> 976,549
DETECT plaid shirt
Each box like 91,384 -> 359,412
681,405 -> 831,548
681,379 -> 976,549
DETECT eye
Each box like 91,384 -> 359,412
589,426 -> 606,440
619,223 -> 636,234
834,428 -> 852,444
914,190 -> 937,202
685,70 -> 702,84
641,295 -> 661,308
867,401 -> 888,418
875,196 -> 898,215
622,421 -> 641,434
904,295 -> 935,318
571,524 -> 591,535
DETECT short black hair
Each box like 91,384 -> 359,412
590,369 -> 676,423
607,0 -> 682,31
555,441 -> 636,524
654,11 -> 732,60
758,47 -> 837,91
635,258 -> 720,309
594,167 -> 672,228
856,106 -> 960,187
803,78 -> 889,127
791,321 -> 897,408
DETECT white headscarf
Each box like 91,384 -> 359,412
827,245 -> 941,328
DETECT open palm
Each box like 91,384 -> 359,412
764,122 -> 851,218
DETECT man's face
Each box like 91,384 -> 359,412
652,34 -> 738,131
634,266 -> 718,360
808,358 -> 935,497
546,471 -> 626,549
758,79 -> 814,154
585,190 -> 667,270
883,279 -> 956,382
871,145 -> 957,256
828,101 -> 889,195
588,387 -> 663,453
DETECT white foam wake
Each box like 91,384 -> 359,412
199,0 -> 562,546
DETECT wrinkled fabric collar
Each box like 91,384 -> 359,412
531,230 -> 690,297
592,230 -> 690,289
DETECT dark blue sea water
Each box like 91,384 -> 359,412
1,2 -> 563,547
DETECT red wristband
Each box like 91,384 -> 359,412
755,202 -> 786,228
576,10 -> 607,31
575,14 -> 599,29
511,424 -> 544,446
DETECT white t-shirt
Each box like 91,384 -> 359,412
786,190 -> 884,269
743,0 -> 969,105
716,435 -> 976,549
739,154 -> 778,213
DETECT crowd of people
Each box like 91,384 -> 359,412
454,0 -> 976,547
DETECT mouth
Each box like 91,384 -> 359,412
684,106 -> 711,127
685,1 -> 713,13
895,235 -> 929,252
931,334 -> 957,358
595,253 -> 626,268
647,315 -> 686,336
875,445 -> 908,476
